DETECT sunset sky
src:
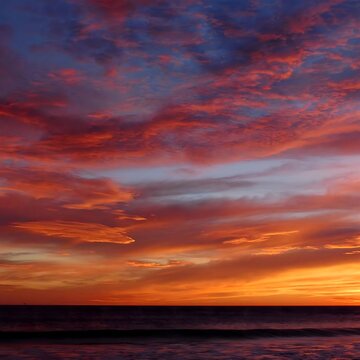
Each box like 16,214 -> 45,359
1,0 -> 360,305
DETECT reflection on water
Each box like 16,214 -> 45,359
1,337 -> 360,360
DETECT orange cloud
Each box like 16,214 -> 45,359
0,167 -> 133,209
127,259 -> 190,269
12,221 -> 135,244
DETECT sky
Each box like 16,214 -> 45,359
0,0 -> 360,305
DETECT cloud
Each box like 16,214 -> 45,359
85,0 -> 155,19
0,166 -> 133,209
223,230 -> 299,245
127,259 -> 189,269
13,221 -> 135,244
135,175 -> 254,198
1,0 -> 360,304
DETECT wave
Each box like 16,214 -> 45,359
2,327 -> 360,342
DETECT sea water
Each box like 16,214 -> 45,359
1,306 -> 360,359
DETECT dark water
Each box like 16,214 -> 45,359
1,306 -> 360,359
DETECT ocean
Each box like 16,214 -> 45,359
1,306 -> 360,359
